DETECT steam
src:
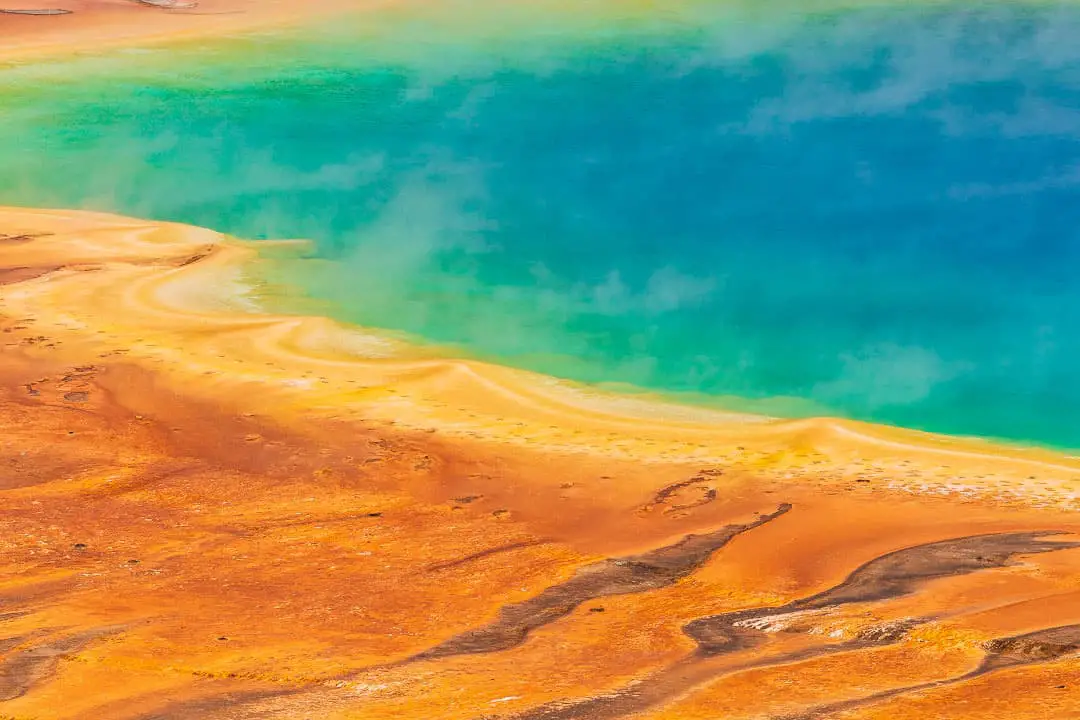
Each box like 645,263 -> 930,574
3,0 -> 1080,444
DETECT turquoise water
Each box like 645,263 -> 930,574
3,1 -> 1080,447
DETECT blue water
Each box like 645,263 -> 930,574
3,2 -> 1080,447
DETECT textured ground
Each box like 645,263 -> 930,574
1,209 -> 1078,719
0,0 -> 382,60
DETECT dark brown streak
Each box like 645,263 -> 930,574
0,232 -> 51,244
408,503 -> 792,663
502,620 -> 929,720
684,531 -> 1079,654
0,266 -> 60,285
782,623 -> 1080,719
639,475 -> 720,515
0,626 -> 124,702
426,540 -> 550,573
172,246 -> 215,267
501,531 -> 1078,720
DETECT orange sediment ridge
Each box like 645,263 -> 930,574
1,205 -> 1078,719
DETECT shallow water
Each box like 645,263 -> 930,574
3,1 -> 1080,447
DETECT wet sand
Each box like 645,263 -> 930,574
1,206 -> 1078,719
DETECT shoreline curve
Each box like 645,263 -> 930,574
2,204 -> 1078,511
3,9 -> 1080,718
